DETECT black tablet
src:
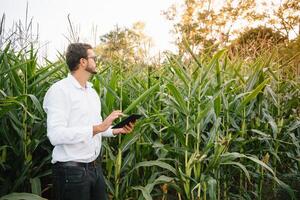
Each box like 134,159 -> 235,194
112,114 -> 143,129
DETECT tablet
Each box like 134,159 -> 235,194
112,114 -> 143,129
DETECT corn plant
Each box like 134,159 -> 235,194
0,41 -> 299,200
0,43 -> 67,196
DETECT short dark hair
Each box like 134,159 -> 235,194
65,43 -> 93,71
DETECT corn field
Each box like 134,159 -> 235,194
0,42 -> 299,200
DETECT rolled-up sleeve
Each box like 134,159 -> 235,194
98,115 -> 116,137
100,126 -> 115,137
43,85 -> 93,146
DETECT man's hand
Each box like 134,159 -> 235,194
93,110 -> 124,135
102,110 -> 124,128
112,122 -> 135,135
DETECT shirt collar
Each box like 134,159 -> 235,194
67,74 -> 93,89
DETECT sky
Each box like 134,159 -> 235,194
0,0 -> 182,60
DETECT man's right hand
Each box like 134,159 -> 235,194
93,110 -> 124,135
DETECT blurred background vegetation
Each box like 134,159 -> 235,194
0,0 -> 299,199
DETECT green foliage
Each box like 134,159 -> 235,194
0,42 -> 299,200
95,22 -> 152,65
95,47 -> 299,199
164,0 -> 300,56
0,43 -> 67,196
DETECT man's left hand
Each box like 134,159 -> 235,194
112,122 -> 135,135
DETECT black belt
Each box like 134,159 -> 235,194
54,161 -> 97,168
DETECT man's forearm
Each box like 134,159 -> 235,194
93,122 -> 109,136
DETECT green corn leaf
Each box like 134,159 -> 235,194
166,83 -> 188,114
237,78 -> 269,111
30,177 -> 41,196
221,162 -> 251,183
131,160 -> 176,175
132,186 -> 152,200
123,82 -> 159,114
26,94 -> 44,117
207,177 -> 217,200
120,132 -> 140,153
168,56 -> 190,87
28,63 -> 64,88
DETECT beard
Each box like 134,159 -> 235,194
85,65 -> 98,75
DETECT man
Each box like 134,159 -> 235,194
43,43 -> 134,200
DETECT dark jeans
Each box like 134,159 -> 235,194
52,162 -> 107,200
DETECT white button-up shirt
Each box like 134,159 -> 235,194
43,74 -> 114,164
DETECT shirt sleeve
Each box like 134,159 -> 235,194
43,85 -> 93,146
101,126 -> 116,137
94,91 -> 116,138
98,118 -> 116,137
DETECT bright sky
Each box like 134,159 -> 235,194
0,0 -> 181,61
